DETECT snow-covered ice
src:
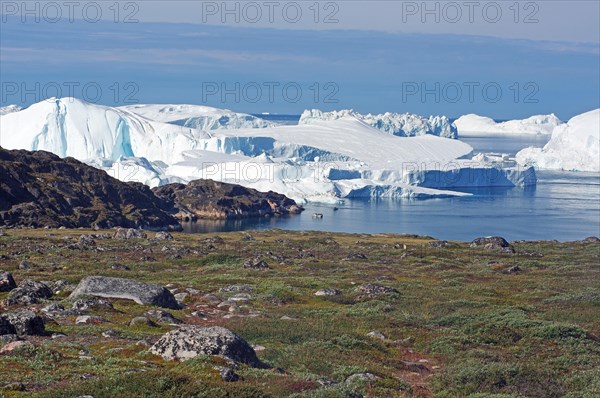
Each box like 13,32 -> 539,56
455,113 -> 563,136
120,104 -> 274,130
300,109 -> 458,138
516,109 -> 600,172
0,105 -> 22,116
0,98 -> 537,203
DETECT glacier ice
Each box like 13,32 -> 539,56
455,113 -> 563,136
516,109 -> 600,172
120,104 -> 274,130
299,109 -> 458,138
0,98 -> 537,203
0,105 -> 22,116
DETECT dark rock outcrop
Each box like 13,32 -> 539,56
150,325 -> 262,366
5,280 -> 53,306
0,310 -> 46,336
470,236 -> 511,249
0,271 -> 16,292
0,148 -> 179,230
153,179 -> 303,220
69,276 -> 179,309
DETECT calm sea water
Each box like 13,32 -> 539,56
184,121 -> 600,241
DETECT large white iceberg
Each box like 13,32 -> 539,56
454,113 -> 563,136
120,103 -> 274,130
300,109 -> 458,138
516,109 -> 600,172
0,105 -> 22,116
0,98 -> 536,203
0,97 -> 210,164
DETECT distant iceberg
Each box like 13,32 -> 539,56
120,103 -> 274,130
300,109 -> 458,138
455,113 -> 563,136
0,98 -> 536,203
516,109 -> 599,172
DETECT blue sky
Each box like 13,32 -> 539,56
1,1 -> 599,120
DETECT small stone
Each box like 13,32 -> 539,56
174,292 -> 188,303
0,271 -> 17,292
129,316 -> 155,327
243,258 -> 270,270
367,331 -> 386,340
229,293 -> 251,302
75,315 -> 108,325
111,263 -> 131,271
102,330 -> 118,338
2,382 -> 25,391
18,260 -> 32,270
51,333 -> 67,339
155,231 -> 174,240
314,288 -> 341,297
219,285 -> 254,293
214,366 -> 239,382
0,340 -> 33,354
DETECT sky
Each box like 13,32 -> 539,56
1,1 -> 599,120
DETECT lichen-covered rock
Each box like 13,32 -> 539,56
155,231 -> 174,240
243,258 -> 270,270
151,325 -> 261,367
354,284 -> 399,299
314,288 -> 341,297
69,276 -> 179,309
470,236 -> 510,249
5,280 -> 52,306
0,310 -> 45,336
0,271 -> 16,292
113,228 -> 147,240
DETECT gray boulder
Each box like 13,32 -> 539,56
0,310 -> 45,336
151,325 -> 261,367
0,271 -> 16,292
69,276 -> 179,309
5,280 -> 53,306
155,231 -> 174,240
470,236 -> 510,249
354,283 -> 399,299
113,228 -> 147,240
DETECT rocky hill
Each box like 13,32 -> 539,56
0,148 -> 180,230
0,148 -> 303,229
153,179 -> 303,221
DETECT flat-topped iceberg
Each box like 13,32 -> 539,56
455,113 -> 563,136
0,98 -> 536,202
516,109 -> 599,172
300,109 -> 458,138
120,103 -> 273,130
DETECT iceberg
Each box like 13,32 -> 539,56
300,109 -> 458,138
0,98 -> 536,203
516,109 -> 600,172
120,103 -> 274,130
454,113 -> 563,136
0,97 -> 210,164
0,105 -> 22,116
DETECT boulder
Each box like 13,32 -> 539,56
0,310 -> 45,336
69,276 -> 179,309
470,236 -> 510,249
243,258 -> 270,270
113,228 -> 147,240
354,283 -> 399,299
155,231 -> 174,240
151,325 -> 261,366
314,288 -> 341,297
71,297 -> 114,312
5,280 -> 52,306
0,271 -> 16,292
